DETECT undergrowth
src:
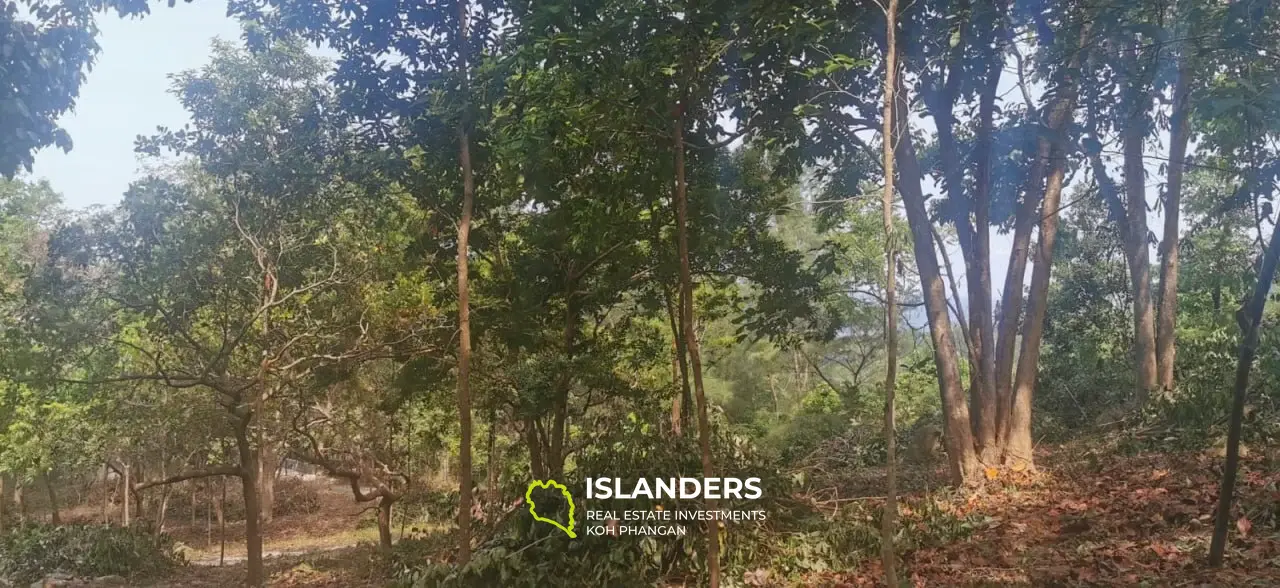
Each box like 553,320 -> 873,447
0,523 -> 186,584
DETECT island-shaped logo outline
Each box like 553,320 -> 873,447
525,479 -> 577,538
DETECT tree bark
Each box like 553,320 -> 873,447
43,473 -> 59,525
993,139 -> 1047,448
548,295 -> 577,479
122,466 -> 129,527
524,418 -> 546,480
102,465 -> 110,524
673,101 -> 720,588
0,472 -> 8,532
1156,54 -> 1191,394
233,419 -> 264,586
879,0 -> 900,582
1120,45 -> 1160,401
486,406 -> 499,503
967,48 -> 1001,464
455,0 -> 475,567
1007,143 -> 1071,467
665,288 -> 691,436
378,497 -> 395,552
998,22 -> 1089,462
253,440 -> 276,525
218,476 -> 226,566
892,81 -> 978,485
258,443 -> 279,525
1208,217 -> 1280,566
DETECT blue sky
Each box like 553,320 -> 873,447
29,3 -> 241,210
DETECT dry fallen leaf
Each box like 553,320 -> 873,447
1238,516 -> 1253,537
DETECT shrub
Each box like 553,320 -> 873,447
274,478 -> 323,516
0,523 -> 186,584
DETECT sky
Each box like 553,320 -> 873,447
29,2 -> 242,210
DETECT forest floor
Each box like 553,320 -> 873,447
810,435 -> 1280,587
133,481 -> 391,587
115,436 -> 1280,587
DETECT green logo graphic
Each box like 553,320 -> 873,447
525,479 -> 577,538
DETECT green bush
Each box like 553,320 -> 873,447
0,523 -> 186,584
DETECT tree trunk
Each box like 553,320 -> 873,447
993,140 -> 1046,448
217,476 -> 226,559
1208,217 -> 1280,566
524,418 -> 546,480
157,484 -> 170,534
1156,54 -> 1191,395
236,425 -> 264,587
378,497 -> 395,553
102,465 -> 111,524
122,466 -> 129,527
1121,45 -> 1160,401
892,81 -> 978,485
1007,143 -> 1071,467
549,296 -> 577,479
967,48 -> 1001,464
206,481 -> 213,548
454,0 -> 475,565
666,288 -> 691,437
258,443 -> 279,525
15,482 -> 25,523
191,479 -> 198,529
0,473 -> 7,532
486,406 -> 499,503
673,100 -> 720,588
879,1 -> 900,582
43,473 -> 60,525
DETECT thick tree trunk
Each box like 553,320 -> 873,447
1208,217 -> 1280,566
673,102 -> 720,588
1156,55 -> 1191,394
236,425 -> 264,586
258,443 -> 279,525
879,2 -> 900,582
455,0 -> 475,567
892,82 -> 978,485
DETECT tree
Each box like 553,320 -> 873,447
878,0 -> 900,581
0,0 -> 195,177
54,39 -> 413,585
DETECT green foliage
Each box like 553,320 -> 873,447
0,523 -> 186,584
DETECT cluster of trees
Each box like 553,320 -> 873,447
4,0 -> 1280,585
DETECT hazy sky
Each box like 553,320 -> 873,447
29,2 -> 241,210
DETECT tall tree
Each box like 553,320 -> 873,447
879,0 -> 900,581
454,0 -> 476,565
